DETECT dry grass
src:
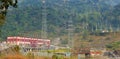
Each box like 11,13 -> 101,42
0,54 -> 111,59
35,56 -> 52,59
2,54 -> 27,59
1,55 -> 52,59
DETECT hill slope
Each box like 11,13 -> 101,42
0,0 -> 120,40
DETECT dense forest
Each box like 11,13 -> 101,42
0,0 -> 120,40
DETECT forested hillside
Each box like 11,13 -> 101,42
0,0 -> 120,40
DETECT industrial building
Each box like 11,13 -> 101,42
7,36 -> 50,47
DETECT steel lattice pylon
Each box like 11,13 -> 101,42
68,19 -> 74,48
64,0 -> 74,48
41,0 -> 47,39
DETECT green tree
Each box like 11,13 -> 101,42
0,0 -> 18,25
0,0 -> 18,40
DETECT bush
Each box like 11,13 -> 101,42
26,52 -> 34,59
52,55 -> 57,59
106,41 -> 120,50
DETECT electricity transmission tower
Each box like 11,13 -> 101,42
68,19 -> 74,48
64,0 -> 74,48
41,0 -> 47,39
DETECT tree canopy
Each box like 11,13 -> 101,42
0,0 -> 18,26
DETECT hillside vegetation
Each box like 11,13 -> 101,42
0,0 -> 120,41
